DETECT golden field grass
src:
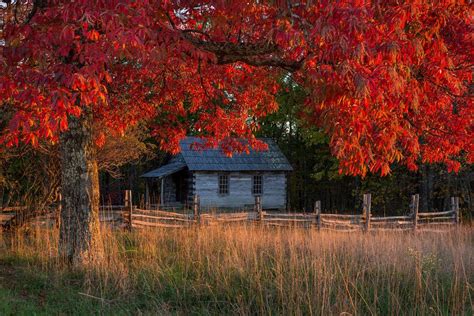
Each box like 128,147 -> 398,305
0,224 -> 472,315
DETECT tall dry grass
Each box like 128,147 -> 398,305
1,224 -> 473,314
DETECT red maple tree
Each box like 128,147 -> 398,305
1,1 -> 472,263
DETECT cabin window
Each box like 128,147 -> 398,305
218,175 -> 229,195
252,175 -> 263,195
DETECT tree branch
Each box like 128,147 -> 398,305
216,53 -> 304,72
182,32 -> 304,71
166,10 -> 304,71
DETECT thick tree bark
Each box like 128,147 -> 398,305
59,113 -> 103,266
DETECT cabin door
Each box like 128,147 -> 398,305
173,171 -> 188,203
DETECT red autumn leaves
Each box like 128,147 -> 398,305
0,1 -> 471,175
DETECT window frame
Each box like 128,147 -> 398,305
218,174 -> 229,195
252,174 -> 263,196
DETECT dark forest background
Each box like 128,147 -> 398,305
1,81 -> 472,218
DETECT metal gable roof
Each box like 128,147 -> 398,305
141,137 -> 293,178
179,137 -> 293,172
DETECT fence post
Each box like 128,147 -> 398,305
124,190 -> 133,231
363,194 -> 371,232
412,194 -> 419,230
193,194 -> 200,224
314,200 -> 321,231
452,197 -> 460,225
255,196 -> 262,222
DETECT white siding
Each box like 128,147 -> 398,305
194,172 -> 287,209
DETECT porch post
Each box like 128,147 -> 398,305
145,181 -> 150,209
160,177 -> 165,207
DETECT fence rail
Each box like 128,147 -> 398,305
118,193 -> 461,232
1,192 -> 462,233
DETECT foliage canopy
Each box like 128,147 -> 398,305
1,1 -> 472,176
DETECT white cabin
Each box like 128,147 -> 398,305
141,137 -> 293,210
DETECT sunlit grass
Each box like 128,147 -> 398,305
0,224 -> 472,314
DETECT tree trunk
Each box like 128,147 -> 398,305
59,113 -> 103,266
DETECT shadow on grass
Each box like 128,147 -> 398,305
0,256 -> 136,315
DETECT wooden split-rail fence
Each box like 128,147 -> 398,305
0,205 -> 58,231
121,192 -> 461,232
0,192 -> 462,233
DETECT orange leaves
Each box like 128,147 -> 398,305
0,1 -> 471,175
59,117 -> 68,131
446,160 -> 461,173
25,133 -> 38,147
71,74 -> 87,91
95,132 -> 106,147
86,30 -> 100,42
